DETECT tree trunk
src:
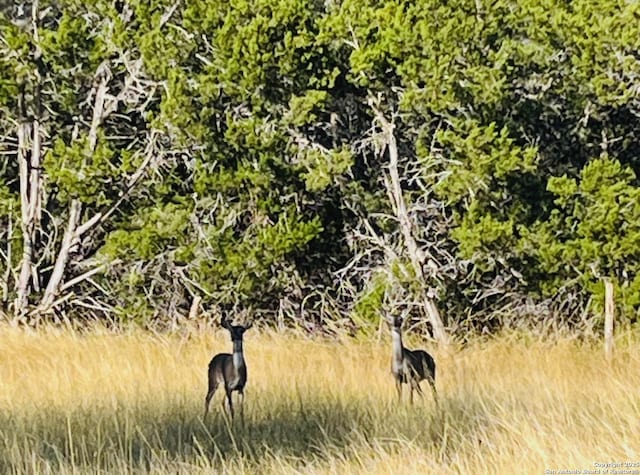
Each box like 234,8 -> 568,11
39,200 -> 83,312
374,107 -> 450,344
15,121 -> 32,317
14,117 -> 43,317
13,0 -> 44,318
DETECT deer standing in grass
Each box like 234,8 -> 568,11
204,313 -> 252,422
387,314 -> 437,404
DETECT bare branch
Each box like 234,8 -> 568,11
59,260 -> 122,293
159,1 -> 180,29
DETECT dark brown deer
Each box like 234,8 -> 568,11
388,314 -> 437,404
204,313 -> 252,422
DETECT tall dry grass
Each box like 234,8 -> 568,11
0,324 -> 638,474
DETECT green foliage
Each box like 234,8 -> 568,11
196,210 -> 322,302
434,120 -> 539,206
300,146 -> 353,192
429,120 -> 540,279
532,157 -> 640,319
353,271 -> 388,327
287,90 -> 328,127
44,134 -> 136,206
102,204 -> 192,261
0,180 -> 17,217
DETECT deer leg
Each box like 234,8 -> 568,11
413,380 -> 424,397
238,390 -> 245,427
204,381 -> 218,420
226,389 -> 234,419
428,377 -> 438,404
395,379 -> 402,401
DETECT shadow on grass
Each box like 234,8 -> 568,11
0,392 -> 494,472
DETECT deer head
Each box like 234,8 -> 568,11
220,308 -> 253,341
383,305 -> 410,331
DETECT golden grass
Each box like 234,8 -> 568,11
0,325 -> 638,474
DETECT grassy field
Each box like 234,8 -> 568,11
0,324 -> 638,474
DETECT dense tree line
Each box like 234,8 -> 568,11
1,0 -> 640,337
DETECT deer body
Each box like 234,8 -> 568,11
390,316 -> 437,404
204,317 -> 251,421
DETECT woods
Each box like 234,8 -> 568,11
2,0 -> 640,335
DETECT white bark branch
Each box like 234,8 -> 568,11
159,1 -> 180,29
59,260 -> 122,293
37,52 -> 159,314
39,199 -> 83,312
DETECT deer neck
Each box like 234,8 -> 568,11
232,339 -> 245,369
391,327 -> 404,368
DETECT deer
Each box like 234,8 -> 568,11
387,313 -> 437,404
204,312 -> 252,422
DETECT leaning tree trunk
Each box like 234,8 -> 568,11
373,107 -> 450,345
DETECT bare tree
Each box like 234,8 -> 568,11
369,103 -> 449,344
38,67 -> 159,314
3,3 -> 163,321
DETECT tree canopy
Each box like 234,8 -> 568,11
2,0 -> 639,335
